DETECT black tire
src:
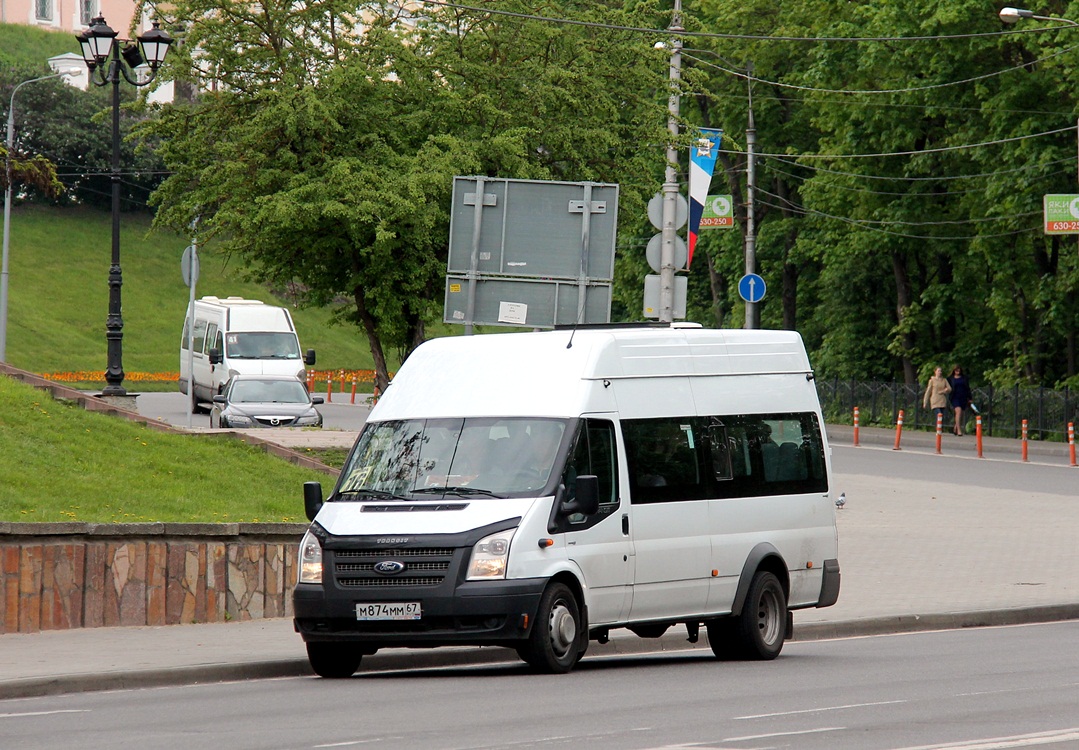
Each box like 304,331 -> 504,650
707,571 -> 787,661
306,642 -> 363,679
518,583 -> 582,674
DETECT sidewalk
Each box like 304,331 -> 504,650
2,426 -> 1077,700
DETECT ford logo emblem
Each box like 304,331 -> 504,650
374,560 -> 406,575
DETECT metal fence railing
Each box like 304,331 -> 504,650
816,379 -> 1079,442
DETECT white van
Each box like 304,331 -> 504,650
179,296 -> 315,411
293,324 -> 840,677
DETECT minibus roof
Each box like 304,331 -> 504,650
370,325 -> 813,421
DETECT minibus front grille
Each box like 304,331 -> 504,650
336,562 -> 450,573
337,577 -> 444,588
335,548 -> 455,558
330,547 -> 457,589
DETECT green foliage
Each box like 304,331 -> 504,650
0,376 -> 326,522
0,23 -> 79,67
0,61 -> 164,211
144,0 -> 670,390
1,205 -> 384,374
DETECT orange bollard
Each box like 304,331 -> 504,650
935,411 -> 943,454
372,384 -> 380,404
350,375 -> 357,405
976,415 -> 984,458
853,406 -> 860,447
1021,419 -> 1028,462
1069,422 -> 1076,467
307,372 -> 314,392
893,409 -> 904,450
326,375 -> 332,403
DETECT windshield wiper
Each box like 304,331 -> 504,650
336,488 -> 408,501
412,486 -> 501,498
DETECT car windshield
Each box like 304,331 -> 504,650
229,378 -> 310,404
337,418 -> 568,499
225,332 -> 301,359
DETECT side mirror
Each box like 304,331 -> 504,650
560,474 -> 599,517
304,481 -> 324,521
311,396 -> 324,405
305,349 -> 316,366
212,395 -> 226,404
208,348 -> 222,365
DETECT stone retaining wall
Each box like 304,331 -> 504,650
0,523 -> 308,634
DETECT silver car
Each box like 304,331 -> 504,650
210,374 -> 324,429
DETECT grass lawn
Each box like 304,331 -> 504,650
0,375 -> 330,523
3,205 -> 386,378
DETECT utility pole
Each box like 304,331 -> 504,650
659,0 -> 683,324
744,61 -> 759,329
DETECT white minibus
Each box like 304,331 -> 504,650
180,296 -> 315,411
293,323 -> 840,676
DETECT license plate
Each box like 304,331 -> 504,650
355,602 -> 422,621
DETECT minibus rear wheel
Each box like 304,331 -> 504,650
707,571 -> 786,661
306,642 -> 363,678
517,583 -> 582,674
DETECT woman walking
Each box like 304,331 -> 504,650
923,366 -> 952,431
948,365 -> 972,436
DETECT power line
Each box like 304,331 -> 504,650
683,44 -> 1079,96
755,195 -> 1041,240
763,154 -> 1076,182
762,159 -> 1075,196
414,0 -> 1054,43
720,125 -> 1077,160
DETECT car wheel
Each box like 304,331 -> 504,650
518,582 -> 582,674
707,571 -> 786,661
306,642 -> 363,679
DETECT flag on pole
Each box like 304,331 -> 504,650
687,128 -> 723,268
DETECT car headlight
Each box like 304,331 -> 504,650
298,530 -> 323,584
466,528 -> 517,580
226,414 -> 253,427
296,367 -> 307,381
295,413 -> 321,426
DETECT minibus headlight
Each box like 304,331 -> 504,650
466,528 -> 517,580
298,530 -> 323,584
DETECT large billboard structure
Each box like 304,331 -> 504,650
444,177 -> 618,331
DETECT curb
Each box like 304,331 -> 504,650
4,604 -> 1077,700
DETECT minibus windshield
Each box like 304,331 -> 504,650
337,418 -> 569,498
225,332 -> 301,359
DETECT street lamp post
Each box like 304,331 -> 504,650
2,69 -> 79,363
75,16 -> 173,396
999,6 -> 1079,26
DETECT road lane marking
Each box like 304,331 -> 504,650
736,699 -> 906,719
0,709 -> 90,719
724,727 -> 846,741
887,728 -> 1079,750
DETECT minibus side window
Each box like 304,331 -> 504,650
559,419 -> 619,528
205,323 -> 219,355
192,319 -> 208,354
565,421 -> 617,499
623,418 -> 707,504
709,413 -> 827,498
181,318 -> 190,350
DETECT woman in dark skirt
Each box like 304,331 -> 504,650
948,365 -> 972,436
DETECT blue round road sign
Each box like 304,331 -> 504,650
738,273 -> 766,303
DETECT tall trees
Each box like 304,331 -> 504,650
145,0 -> 670,390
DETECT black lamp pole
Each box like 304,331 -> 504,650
76,17 -> 172,396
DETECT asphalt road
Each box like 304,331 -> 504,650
135,390 -> 372,432
3,622 -> 1076,750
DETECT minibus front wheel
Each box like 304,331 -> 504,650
306,642 -> 364,678
707,570 -> 787,661
517,583 -> 582,674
